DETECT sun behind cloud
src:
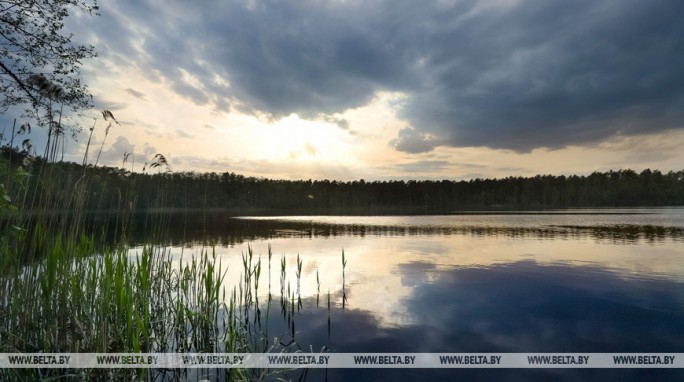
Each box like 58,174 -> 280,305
49,0 -> 684,182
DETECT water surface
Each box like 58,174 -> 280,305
130,208 -> 684,380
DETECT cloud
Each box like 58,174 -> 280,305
95,136 -> 140,165
396,0 -> 684,152
175,129 -> 193,139
142,143 -> 156,157
170,155 -> 356,180
320,114 -> 351,131
285,143 -> 318,160
82,0 -> 684,153
395,160 -> 452,174
304,142 -> 317,157
92,95 -> 127,112
391,127 -> 439,154
124,88 -> 146,100
599,129 -> 684,167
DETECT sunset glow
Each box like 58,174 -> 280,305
2,0 -> 683,181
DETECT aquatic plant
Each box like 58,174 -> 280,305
0,113 -> 346,381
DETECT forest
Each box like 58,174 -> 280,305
3,147 -> 683,214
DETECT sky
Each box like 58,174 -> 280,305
4,0 -> 684,181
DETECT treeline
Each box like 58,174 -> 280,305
156,168 -> 684,211
154,168 -> 684,210
3,149 -> 684,213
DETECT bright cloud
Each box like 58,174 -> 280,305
5,0 -> 682,181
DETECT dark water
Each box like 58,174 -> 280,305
128,208 -> 684,381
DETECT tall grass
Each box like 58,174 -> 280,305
0,110 -> 177,269
0,112 -> 342,381
0,241 -> 328,380
0,112 -> 217,380
0,248 -> 341,381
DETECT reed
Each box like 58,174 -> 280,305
342,248 -> 348,309
0,239 -> 336,380
0,113 -> 340,381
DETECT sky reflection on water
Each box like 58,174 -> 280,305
252,260 -> 684,381
185,229 -> 683,329
275,261 -> 684,352
128,209 -> 684,380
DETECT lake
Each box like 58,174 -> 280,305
128,208 -> 684,381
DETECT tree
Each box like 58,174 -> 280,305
0,0 -> 99,126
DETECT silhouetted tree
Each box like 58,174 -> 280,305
0,0 -> 99,124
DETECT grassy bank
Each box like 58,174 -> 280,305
1,241 -> 322,381
0,157 -> 324,380
0,115 -> 320,381
2,244 -> 233,380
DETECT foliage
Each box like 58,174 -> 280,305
6,155 -> 681,213
1,241 -> 270,381
0,0 -> 99,124
0,127 -> 311,381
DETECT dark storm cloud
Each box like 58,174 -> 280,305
189,0 -> 422,117
94,0 -> 684,151
394,0 -> 684,152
